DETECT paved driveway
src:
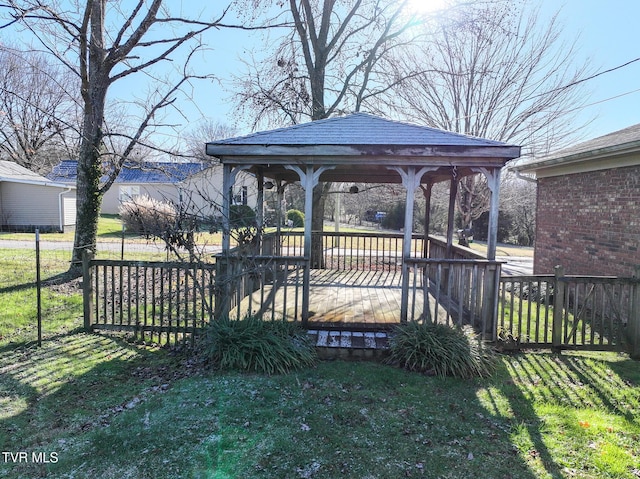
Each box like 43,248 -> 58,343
498,256 -> 533,276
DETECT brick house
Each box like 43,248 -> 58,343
512,123 -> 640,276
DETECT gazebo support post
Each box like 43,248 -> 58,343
390,166 -> 437,323
446,173 -> 459,258
221,164 -> 232,252
286,165 -> 334,325
256,169 -> 264,252
221,164 -> 252,253
486,168 -> 501,261
217,164 -> 252,320
474,167 -> 502,338
421,181 -> 433,258
475,167 -> 502,261
275,181 -> 285,256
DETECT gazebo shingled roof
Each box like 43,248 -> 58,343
206,113 -> 520,185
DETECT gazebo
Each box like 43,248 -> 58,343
206,113 -> 520,334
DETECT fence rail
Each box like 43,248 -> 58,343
405,258 -> 502,336
214,255 -> 307,322
83,254 -> 216,345
80,234 -> 640,357
498,267 -> 640,353
263,231 -> 427,272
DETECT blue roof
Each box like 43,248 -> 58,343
48,160 -> 207,184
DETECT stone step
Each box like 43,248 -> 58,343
307,330 -> 390,349
307,330 -> 391,361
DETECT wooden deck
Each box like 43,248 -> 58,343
307,270 -> 404,326
231,269 -> 450,329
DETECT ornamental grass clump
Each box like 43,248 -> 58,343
204,316 -> 316,375
119,195 -> 177,235
387,322 -> 497,379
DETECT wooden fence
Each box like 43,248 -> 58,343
81,239 -> 640,357
82,253 -> 216,345
498,266 -> 640,354
405,258 -> 502,336
213,254 -> 307,322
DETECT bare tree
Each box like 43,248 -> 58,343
184,120 -> 238,163
236,0 -> 421,126
234,0 -> 419,266
387,1 -> 593,233
0,1 -> 239,272
0,47 -> 79,173
499,172 -> 536,245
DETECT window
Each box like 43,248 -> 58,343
119,185 -> 140,202
232,186 -> 248,206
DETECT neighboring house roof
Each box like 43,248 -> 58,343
48,160 -> 208,184
511,123 -> 640,177
0,160 -> 74,189
208,112 -> 509,148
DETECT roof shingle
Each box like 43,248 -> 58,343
208,112 -> 508,147
48,160 -> 206,184
0,160 -> 70,187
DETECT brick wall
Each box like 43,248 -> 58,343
534,164 -> 640,276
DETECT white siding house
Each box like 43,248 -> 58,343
48,160 -> 256,216
0,160 -> 76,232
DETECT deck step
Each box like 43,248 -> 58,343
307,330 -> 390,361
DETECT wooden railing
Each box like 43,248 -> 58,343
498,267 -> 640,353
82,232 -> 505,342
262,231 -> 470,271
214,254 -> 306,322
217,232 -> 498,328
405,258 -> 502,336
82,253 -> 215,345
426,235 -> 487,261
82,237 -> 640,356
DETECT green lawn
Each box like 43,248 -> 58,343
0,214 -> 125,242
0,332 -> 638,479
0,224 -> 633,479
0,249 -> 83,345
0,248 -> 177,347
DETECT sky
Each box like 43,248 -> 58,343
3,0 -> 639,152
535,0 -> 640,140
183,0 -> 640,148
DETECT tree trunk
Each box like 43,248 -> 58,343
70,0 -> 108,272
70,122 -> 105,268
310,182 -> 330,268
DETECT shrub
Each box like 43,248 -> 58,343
230,205 -> 257,228
381,202 -> 404,230
119,195 -> 177,235
386,322 -> 497,379
204,316 -> 316,374
286,209 -> 304,227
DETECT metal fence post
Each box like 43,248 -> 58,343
35,229 -> 42,346
552,265 -> 565,353
82,250 -> 94,331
